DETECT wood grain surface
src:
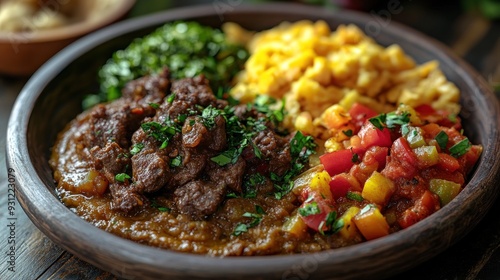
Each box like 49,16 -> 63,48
1,1 -> 500,279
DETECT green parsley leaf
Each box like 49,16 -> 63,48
210,151 -> 233,166
115,173 -> 131,182
149,103 -> 160,109
346,191 -> 364,202
449,138 -> 472,157
342,129 -> 353,137
166,93 -> 176,104
369,114 -> 386,130
130,143 -> 144,155
170,155 -> 182,167
351,153 -> 360,163
298,201 -> 321,217
435,131 -> 449,150
385,111 -> 410,128
319,211 -> 344,236
233,223 -> 249,236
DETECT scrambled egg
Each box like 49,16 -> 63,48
225,20 -> 461,141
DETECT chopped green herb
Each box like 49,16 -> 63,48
166,93 -> 176,104
346,191 -> 364,202
149,103 -> 160,109
448,113 -> 457,123
319,211 -> 344,236
170,155 -> 182,167
369,111 -> 410,130
342,129 -> 353,137
298,201 -> 321,217
449,138 -> 472,157
435,131 -> 449,150
141,119 -> 179,149
130,143 -> 144,155
201,105 -> 222,129
233,205 -> 265,236
151,199 -> 170,212
115,173 -> 131,182
85,21 -> 249,108
351,153 -> 360,163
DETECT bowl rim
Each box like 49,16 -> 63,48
0,0 -> 136,43
6,2 -> 500,279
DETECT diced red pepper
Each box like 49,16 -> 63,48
358,122 -> 392,149
414,104 -> 436,116
349,103 -> 378,131
329,174 -> 352,199
320,149 -> 358,176
436,153 -> 460,172
363,146 -> 389,171
299,192 -> 335,232
392,137 -> 417,166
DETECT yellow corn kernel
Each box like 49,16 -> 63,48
294,112 -> 314,135
362,171 -> 395,207
338,206 -> 361,239
353,204 -> 389,240
309,170 -> 332,201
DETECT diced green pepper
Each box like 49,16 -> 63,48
429,179 -> 461,206
413,145 -> 439,167
405,126 -> 426,148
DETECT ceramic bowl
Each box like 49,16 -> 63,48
0,0 -> 135,76
6,3 -> 500,280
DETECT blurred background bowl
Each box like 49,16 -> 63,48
0,0 -> 135,76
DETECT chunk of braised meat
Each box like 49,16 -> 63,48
253,130 -> 292,177
82,70 -> 170,211
182,115 -> 226,151
207,158 -> 246,193
84,69 -> 169,149
174,180 -> 226,219
162,75 -> 227,118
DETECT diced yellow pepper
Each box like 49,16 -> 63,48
338,206 -> 361,239
283,211 -> 308,238
362,171 -> 395,207
309,170 -> 333,201
429,179 -> 461,206
353,204 -> 389,240
413,145 -> 439,167
292,165 -> 324,196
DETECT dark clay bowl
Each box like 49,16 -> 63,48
6,3 -> 500,280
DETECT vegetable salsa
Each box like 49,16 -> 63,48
287,103 -> 482,240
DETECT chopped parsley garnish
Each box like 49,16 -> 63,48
151,199 -> 170,212
449,138 -> 472,157
201,106 -> 222,129
351,153 -> 360,163
115,173 -> 131,183
319,211 -> 344,236
253,95 -> 285,126
232,205 -> 266,236
346,191 -> 364,202
448,113 -> 457,123
342,129 -> 353,137
83,21 -> 249,108
369,111 -> 410,130
170,155 -> 182,167
130,143 -> 144,155
298,201 -> 321,217
141,119 -> 179,149
149,103 -> 160,109
435,131 -> 449,150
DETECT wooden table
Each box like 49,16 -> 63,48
1,1 -> 499,279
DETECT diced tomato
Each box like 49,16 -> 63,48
299,192 -> 335,232
349,103 -> 378,131
436,153 -> 460,172
392,137 -> 417,166
329,174 -> 352,199
414,104 -> 436,116
347,135 -> 366,155
398,190 -> 440,229
320,149 -> 358,176
363,146 -> 389,171
358,122 -> 392,149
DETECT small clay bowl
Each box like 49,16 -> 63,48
0,0 -> 135,76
